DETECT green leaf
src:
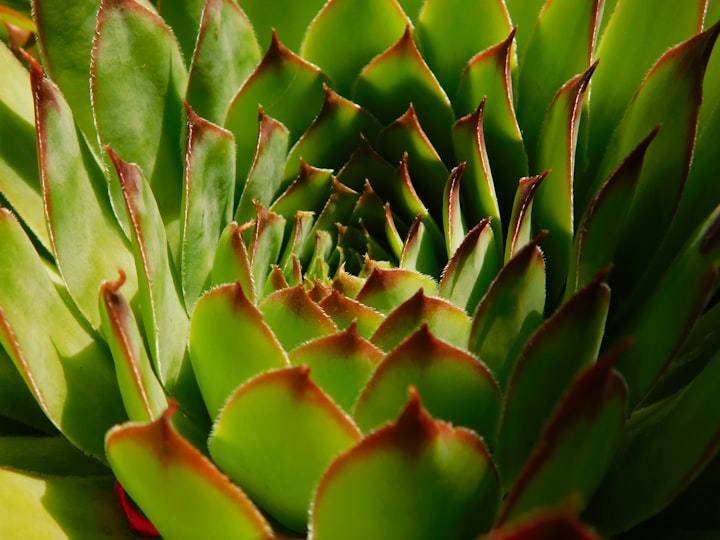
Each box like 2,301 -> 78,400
400,214 -> 445,278
0,208 -> 126,460
356,325 -> 500,442
354,26 -> 455,162
451,100 -> 502,246
224,32 -> 330,193
504,173 -> 548,263
234,110 -> 290,224
210,221 -> 255,300
0,43 -> 49,251
336,136 -> 395,194
301,0 -> 411,95
100,271 -> 167,423
594,25 -> 720,305
92,0 -> 187,256
610,206 -> 720,408
455,28 -> 528,218
532,64 -> 595,305
495,279 -> 610,490
503,0 -> 545,60
355,266 -> 438,315
107,403 -> 274,539
438,218 -> 500,315
442,164 -> 466,257
416,0 -> 511,98
567,127 -> 658,297
180,104 -> 235,311
468,236 -> 546,392
248,203 -> 285,302
516,0 -> 601,161
209,366 -> 361,532
498,354 -> 627,526
289,322 -> 383,414
587,341 -> 720,534
370,289 -> 471,352
30,57 -> 138,329
0,346 -> 54,433
318,290 -> 383,339
189,282 -> 289,418
375,108 -> 449,222
258,285 -> 337,352
108,150 -> 204,422
586,0 -> 705,177
271,163 -> 334,230
33,0 -> 100,136
237,0 -> 326,52
283,86 -> 381,183
186,0 -> 261,124
0,435 -> 109,476
156,0 -> 203,64
0,469 -> 136,539
312,390 -> 500,539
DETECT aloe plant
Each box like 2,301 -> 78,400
1,0 -> 720,538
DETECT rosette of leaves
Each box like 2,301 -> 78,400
1,0 -> 720,538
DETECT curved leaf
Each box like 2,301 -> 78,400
107,403 -> 274,540
209,366 -> 361,532
355,266 -> 437,315
312,390 -> 500,539
301,0 -> 411,95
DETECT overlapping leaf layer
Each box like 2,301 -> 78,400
1,0 -> 720,538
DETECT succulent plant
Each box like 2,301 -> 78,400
1,0 -> 720,538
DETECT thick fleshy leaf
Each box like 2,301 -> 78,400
238,0 -> 326,52
455,28 -> 527,220
0,469 -> 136,539
371,289 -> 471,352
270,162 -> 333,230
0,208 -> 126,459
468,236 -> 546,392
30,56 -> 138,328
356,326 -> 500,441
180,104 -> 235,310
336,136 -> 396,194
318,289 -> 383,339
109,151 -> 204,421
400,214 -> 444,278
0,42 -> 48,250
248,202 -> 286,302
355,266 -> 438,315
189,282 -> 289,418
498,354 -> 627,525
234,110 -> 290,224
155,0 -> 202,63
416,0 -> 511,98
495,279 -> 610,490
209,366 -> 361,532
567,127 -> 658,297
312,390 -> 500,539
284,85 -> 381,182
100,270 -> 167,423
0,433 -> 110,476
504,173 -> 548,263
301,0 -> 411,95
438,218 -> 500,315
210,221 -> 255,300
442,163 -> 466,257
107,403 -> 274,540
594,25 -> 720,304
289,323 -> 383,413
516,0 -> 601,159
483,511 -> 604,540
586,0 -> 705,176
92,0 -> 187,253
224,32 -> 330,190
185,0 -> 260,124
587,342 -> 720,534
33,0 -> 99,136
610,206 -> 720,408
354,26 -> 455,161
532,64 -> 595,304
375,108 -> 449,221
451,101 -> 503,245
0,346 -> 54,433
258,285 -> 337,352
